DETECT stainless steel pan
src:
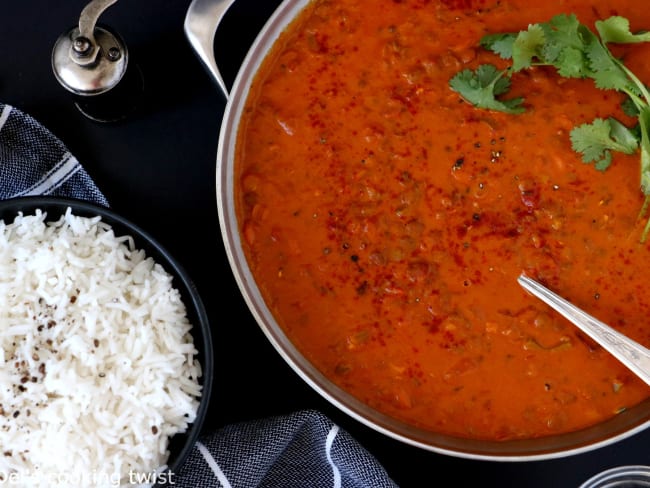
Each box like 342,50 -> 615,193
184,0 -> 650,461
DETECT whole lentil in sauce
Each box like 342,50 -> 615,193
236,0 -> 650,440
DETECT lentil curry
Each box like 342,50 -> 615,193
235,0 -> 650,440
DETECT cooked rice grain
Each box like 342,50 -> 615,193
0,208 -> 202,487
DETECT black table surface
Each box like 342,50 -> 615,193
3,1 -> 650,486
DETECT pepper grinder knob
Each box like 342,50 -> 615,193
52,0 -> 143,122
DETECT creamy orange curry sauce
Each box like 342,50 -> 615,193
235,0 -> 650,440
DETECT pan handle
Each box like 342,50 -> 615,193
184,0 -> 236,98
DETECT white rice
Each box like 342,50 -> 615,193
0,208 -> 202,487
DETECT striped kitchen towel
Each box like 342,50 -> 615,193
170,410 -> 399,488
0,103 -> 108,205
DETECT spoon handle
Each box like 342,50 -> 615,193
518,274 -> 650,388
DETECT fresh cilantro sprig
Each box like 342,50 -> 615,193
449,64 -> 525,114
449,14 -> 650,242
570,117 -> 638,171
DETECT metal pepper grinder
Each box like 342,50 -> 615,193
52,0 -> 143,122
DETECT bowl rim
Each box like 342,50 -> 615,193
579,465 -> 650,488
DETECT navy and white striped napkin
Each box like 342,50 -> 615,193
171,409 -> 399,488
0,103 -> 108,205
0,102 -> 399,488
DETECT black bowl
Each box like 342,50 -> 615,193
0,195 -> 213,477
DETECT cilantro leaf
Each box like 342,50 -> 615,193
637,106 -> 650,194
510,14 -> 591,77
511,24 -> 546,71
622,97 -> 640,117
596,16 -> 650,44
554,46 -> 588,78
581,28 -> 640,94
636,106 -> 650,240
449,65 -> 525,114
570,117 -> 639,170
480,33 -> 517,59
539,14 -> 585,65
